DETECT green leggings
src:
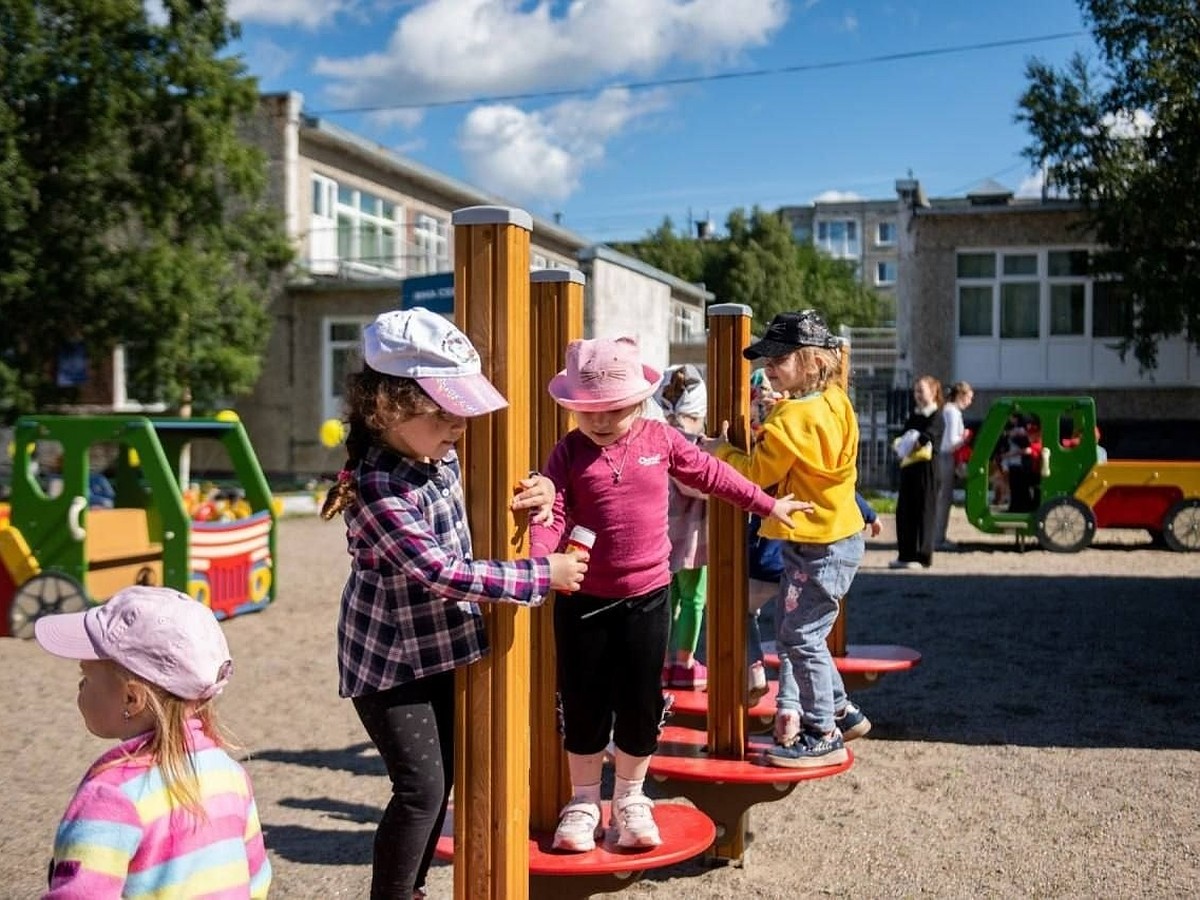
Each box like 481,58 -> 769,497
668,566 -> 708,655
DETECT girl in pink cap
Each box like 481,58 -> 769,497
33,585 -> 271,899
531,337 -> 812,852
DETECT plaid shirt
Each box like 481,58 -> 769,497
337,444 -> 551,698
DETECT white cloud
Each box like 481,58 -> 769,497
230,0 -> 352,28
244,39 -> 297,82
314,0 -> 789,110
812,189 -> 865,203
1015,170 -> 1043,198
1102,108 -> 1154,139
367,108 -> 427,130
841,13 -> 859,32
458,88 -> 668,203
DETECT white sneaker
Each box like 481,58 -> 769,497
552,799 -> 602,852
747,660 -> 768,704
609,794 -> 662,848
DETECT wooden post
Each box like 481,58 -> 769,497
704,303 -> 753,859
829,337 -> 852,658
452,205 -> 534,900
527,268 -> 584,831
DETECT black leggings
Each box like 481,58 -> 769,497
554,585 -> 671,757
352,670 -> 455,900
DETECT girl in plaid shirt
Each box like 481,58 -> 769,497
321,308 -> 588,900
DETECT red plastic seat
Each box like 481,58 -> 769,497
434,801 -> 716,876
764,643 -> 922,673
648,724 -> 853,784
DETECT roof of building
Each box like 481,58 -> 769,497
576,244 -> 714,303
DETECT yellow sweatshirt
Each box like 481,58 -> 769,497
716,384 -> 864,544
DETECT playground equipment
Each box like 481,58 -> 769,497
0,415 -> 277,638
964,397 -> 1200,552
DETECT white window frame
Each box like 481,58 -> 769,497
309,173 -> 338,275
876,221 -> 897,246
321,316 -> 374,422
413,213 -> 450,275
815,219 -> 861,259
875,260 -> 897,286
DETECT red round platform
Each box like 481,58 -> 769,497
434,801 -> 716,875
667,680 -> 778,718
648,724 -> 853,784
764,643 -> 922,673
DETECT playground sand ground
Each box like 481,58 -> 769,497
1,510 -> 1197,899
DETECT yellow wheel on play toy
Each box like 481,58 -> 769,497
189,577 -> 212,607
248,564 -> 272,603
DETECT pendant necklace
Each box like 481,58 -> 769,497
600,438 -> 632,484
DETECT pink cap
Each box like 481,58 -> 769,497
547,338 -> 661,413
34,586 -> 233,701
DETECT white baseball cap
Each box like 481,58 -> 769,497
363,307 -> 508,417
34,586 -> 233,701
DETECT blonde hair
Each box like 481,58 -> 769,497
102,665 -> 237,819
787,346 -> 843,396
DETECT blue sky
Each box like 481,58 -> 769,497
229,0 -> 1093,241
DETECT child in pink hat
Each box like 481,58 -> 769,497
532,337 -> 813,852
34,586 -> 271,898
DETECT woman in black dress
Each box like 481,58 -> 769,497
890,375 -> 945,569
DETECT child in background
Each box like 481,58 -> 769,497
320,308 -> 588,900
707,310 -> 867,768
531,337 -> 811,852
891,375 -> 945,569
656,364 -> 711,691
34,586 -> 271,899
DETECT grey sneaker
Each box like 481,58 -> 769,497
609,794 -> 662,848
552,799 -> 603,852
766,728 -> 849,769
835,701 -> 872,741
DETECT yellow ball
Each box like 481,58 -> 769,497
128,448 -> 141,468
215,409 -> 240,423
319,418 -> 346,449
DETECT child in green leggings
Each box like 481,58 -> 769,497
656,364 -> 710,690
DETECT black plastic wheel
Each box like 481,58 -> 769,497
9,572 -> 88,640
1162,499 -> 1200,553
1035,497 -> 1096,553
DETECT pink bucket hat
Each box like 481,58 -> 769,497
34,586 -> 233,701
363,307 -> 508,417
548,337 -> 662,412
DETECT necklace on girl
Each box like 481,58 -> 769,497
600,439 -> 632,484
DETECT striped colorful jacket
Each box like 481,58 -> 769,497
45,719 -> 270,899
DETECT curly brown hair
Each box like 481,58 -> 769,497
319,367 -> 440,521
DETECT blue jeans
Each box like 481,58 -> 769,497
775,533 -> 864,733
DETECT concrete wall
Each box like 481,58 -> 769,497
585,258 -> 674,370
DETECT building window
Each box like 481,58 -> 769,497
309,174 -> 403,276
876,221 -> 897,245
413,213 -> 450,275
1093,280 -> 1132,338
322,317 -> 372,421
958,286 -> 993,336
1048,250 -> 1089,336
875,261 -> 897,286
815,220 -> 860,259
671,304 -> 703,343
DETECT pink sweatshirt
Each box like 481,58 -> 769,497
531,418 -> 776,599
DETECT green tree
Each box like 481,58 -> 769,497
0,0 -> 291,416
1017,0 -> 1200,368
614,207 -> 882,332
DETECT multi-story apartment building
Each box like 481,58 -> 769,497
778,197 -> 900,323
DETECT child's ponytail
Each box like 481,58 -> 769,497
320,415 -> 370,521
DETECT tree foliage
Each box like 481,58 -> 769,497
612,207 -> 883,335
1017,0 -> 1200,368
0,0 -> 292,416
